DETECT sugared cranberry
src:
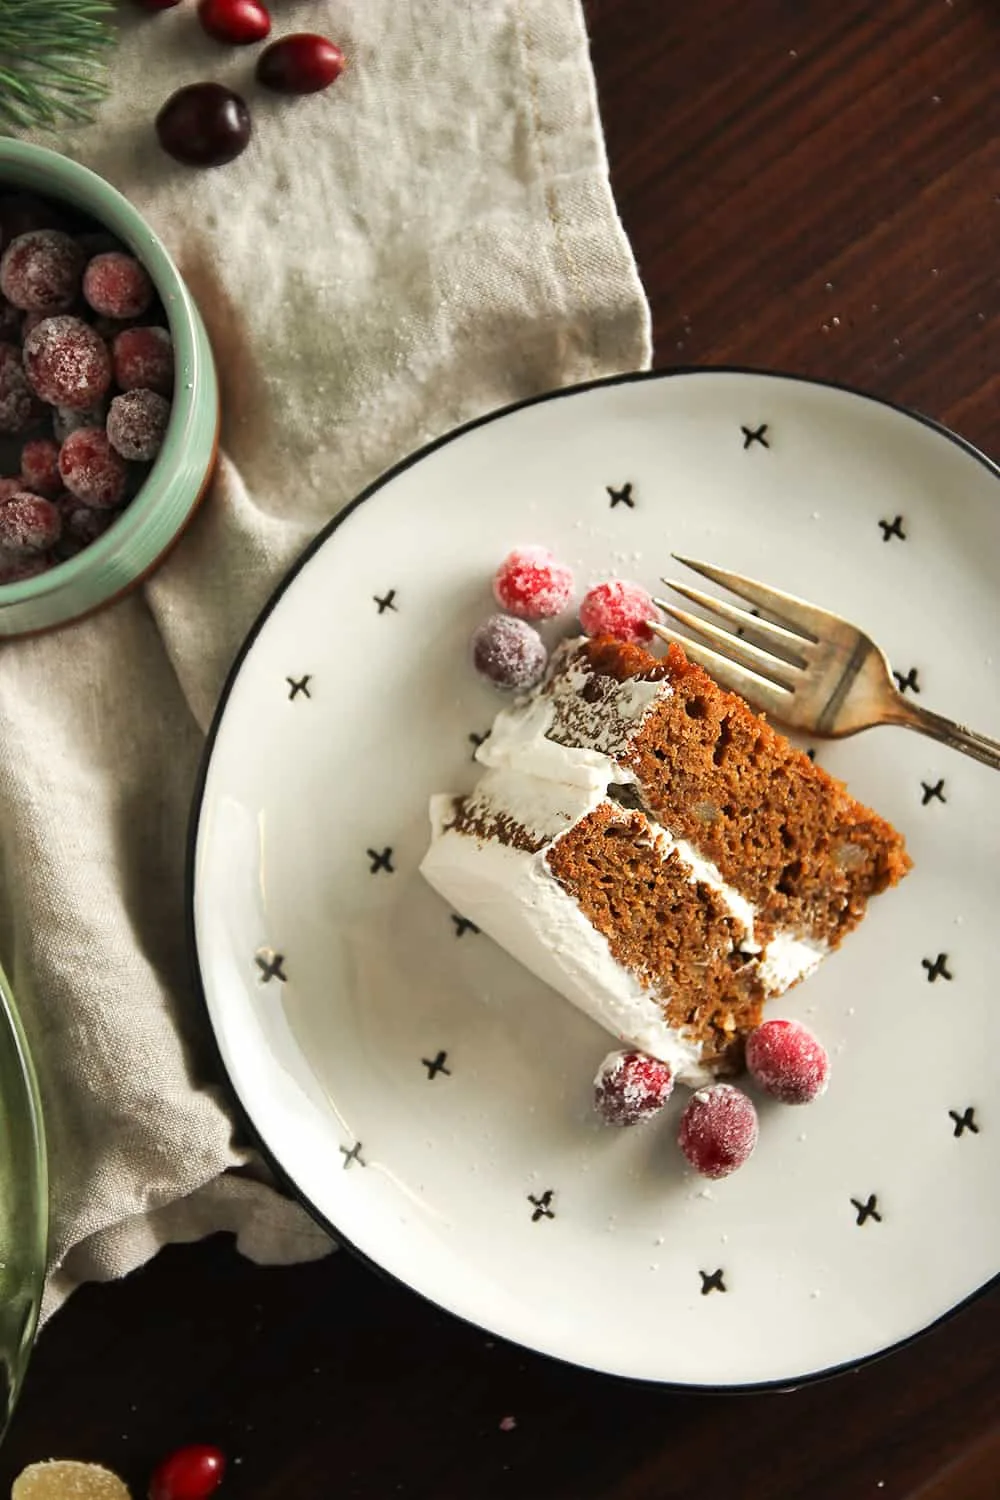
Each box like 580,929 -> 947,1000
593,1050 -> 674,1126
579,579 -> 660,644
20,438 -> 62,497
148,1443 -> 226,1500
492,545 -> 574,620
0,230 -> 84,312
198,0 -> 271,44
107,389 -> 170,461
745,1019 -> 830,1105
0,492 -> 61,553
112,326 -> 174,394
83,252 -> 154,320
471,614 -> 548,690
155,83 -> 252,167
678,1083 -> 758,1179
58,427 -> 127,509
0,341 -> 39,433
23,315 -> 112,409
256,33 -> 345,93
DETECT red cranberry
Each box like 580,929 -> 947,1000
112,326 -> 174,395
678,1083 -> 758,1179
0,492 -> 61,553
198,0 -> 271,44
20,438 -> 62,497
579,580 -> 661,645
23,315 -> 112,409
471,614 -> 548,690
0,341 -> 39,434
0,230 -> 84,312
148,1443 -> 226,1500
83,252 -> 154,320
107,389 -> 170,461
493,545 -> 574,620
745,1019 -> 830,1105
256,33 -> 345,93
58,427 -> 127,509
156,83 -> 252,167
593,1050 -> 674,1126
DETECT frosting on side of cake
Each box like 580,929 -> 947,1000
421,639 -> 829,1079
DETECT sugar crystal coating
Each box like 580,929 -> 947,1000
23,315 -> 112,410
579,579 -> 661,645
593,1049 -> 674,1125
12,1459 -> 132,1500
83,251 -> 154,320
112,324 -> 174,394
745,1018 -> 830,1104
678,1083 -> 758,1178
471,613 -> 548,690
493,545 -> 575,620
0,230 -> 84,312
0,492 -> 62,553
107,388 -> 170,461
58,427 -> 127,509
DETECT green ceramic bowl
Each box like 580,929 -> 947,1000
0,957 -> 47,1437
0,140 -> 219,638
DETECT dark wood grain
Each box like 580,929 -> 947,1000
4,4 -> 998,1497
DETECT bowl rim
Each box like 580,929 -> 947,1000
0,138 -> 207,606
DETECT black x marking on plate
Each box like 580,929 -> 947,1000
920,779 -> 945,805
949,1107 -> 979,1138
741,423 -> 769,449
922,952 -> 952,983
468,731 -> 488,759
607,482 -> 634,509
367,846 -> 394,874
255,949 -> 287,983
286,674 -> 311,700
528,1190 -> 555,1222
339,1141 -> 366,1170
893,666 -> 920,695
699,1268 -> 726,1295
374,589 -> 398,614
851,1194 -> 882,1226
805,748 -> 817,761
422,1050 -> 451,1079
878,515 -> 906,542
451,914 -> 480,938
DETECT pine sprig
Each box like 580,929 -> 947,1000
0,0 -> 116,133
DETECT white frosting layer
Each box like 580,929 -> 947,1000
423,799 -> 712,1085
422,646 -> 829,1077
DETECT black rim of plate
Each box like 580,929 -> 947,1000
185,365 -> 1000,1394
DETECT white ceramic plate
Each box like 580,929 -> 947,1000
190,370 -> 1000,1388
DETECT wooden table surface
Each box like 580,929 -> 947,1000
4,3 -> 999,1496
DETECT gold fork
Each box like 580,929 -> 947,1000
648,555 -> 1000,771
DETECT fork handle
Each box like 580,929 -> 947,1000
889,699 -> 1000,771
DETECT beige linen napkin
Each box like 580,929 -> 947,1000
1,0 -> 651,1319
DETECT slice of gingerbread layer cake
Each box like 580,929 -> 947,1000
421,636 -> 911,1086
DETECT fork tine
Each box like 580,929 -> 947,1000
657,580 -> 811,663
671,555 -> 824,642
654,602 -> 801,690
646,619 -> 794,712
